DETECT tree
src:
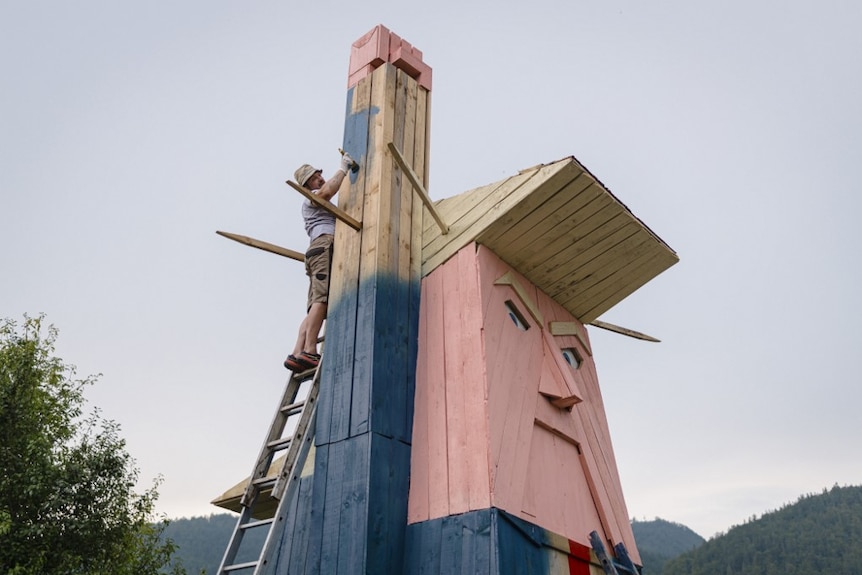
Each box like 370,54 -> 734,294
0,315 -> 186,575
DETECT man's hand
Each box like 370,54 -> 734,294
340,152 -> 359,173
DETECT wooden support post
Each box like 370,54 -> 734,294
387,141 -> 448,234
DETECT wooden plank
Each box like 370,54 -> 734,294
588,320 -> 660,343
303,441 -> 331,574
503,188 -> 620,276
389,141 -> 449,234
367,434 -> 411,574
528,210 -> 640,286
216,230 -> 305,262
350,62 -> 397,438
405,516 -> 442,573
558,244 -> 669,317
407,279 -> 431,523
317,72 -> 373,445
333,435 -> 371,574
286,180 -> 362,231
421,169 -> 542,274
577,250 -> 679,324
548,229 -> 655,303
441,252 -> 470,514
423,265 -> 450,520
478,167 -> 593,252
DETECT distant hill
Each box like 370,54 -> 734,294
163,487 -> 862,575
663,484 -> 862,575
162,513 -> 263,575
632,518 -> 705,574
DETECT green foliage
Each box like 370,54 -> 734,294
663,484 -> 862,575
632,518 -> 705,574
0,315 -> 186,575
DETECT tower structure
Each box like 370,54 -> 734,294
214,24 -> 677,575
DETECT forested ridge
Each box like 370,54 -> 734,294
664,484 -> 862,575
163,485 -> 862,574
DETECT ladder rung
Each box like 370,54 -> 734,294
280,400 -> 306,416
240,517 -> 274,531
252,476 -> 276,488
223,560 -> 259,572
267,436 -> 292,450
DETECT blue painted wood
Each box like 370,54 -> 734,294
286,475 -> 314,574
497,511 -> 550,575
366,433 -> 411,573
404,510 -> 495,575
302,442 -> 330,574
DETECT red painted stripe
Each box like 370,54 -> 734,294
567,540 -> 592,575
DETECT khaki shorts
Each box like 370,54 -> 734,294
305,234 -> 333,311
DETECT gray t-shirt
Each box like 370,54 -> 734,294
302,197 -> 336,240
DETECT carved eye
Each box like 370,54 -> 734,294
504,300 -> 529,331
562,348 -> 582,369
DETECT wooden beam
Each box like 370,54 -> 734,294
286,180 -> 362,231
216,230 -> 305,262
588,319 -> 660,343
387,141 -> 449,235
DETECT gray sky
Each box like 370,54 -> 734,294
3,1 -> 860,540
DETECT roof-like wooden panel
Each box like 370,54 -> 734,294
421,157 -> 678,323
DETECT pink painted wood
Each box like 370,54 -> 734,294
408,243 -> 640,564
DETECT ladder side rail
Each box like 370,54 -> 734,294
253,404 -> 318,575
241,372 -> 308,506
217,504 -> 259,575
271,364 -> 322,500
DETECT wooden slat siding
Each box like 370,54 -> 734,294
421,167 -> 550,274
421,266 -> 450,520
419,180 -> 497,238
458,247 -> 492,512
529,215 -> 640,286
348,63 -> 396,439
496,511 -> 551,575
303,441 -> 330,574
286,476 -> 314,575
548,229 -> 654,305
576,356 -> 639,560
317,72 -> 373,445
476,169 -> 593,250
406,277 -> 431,524
441,251 -> 470,514
558,245 -> 672,321
421,163 -> 558,272
477,248 -> 544,513
331,434 -> 371,574
438,515 -> 464,574
578,250 -> 679,324
367,435 -> 411,574
514,193 -> 632,280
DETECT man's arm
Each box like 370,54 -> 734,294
316,169 -> 346,201
316,154 -> 355,200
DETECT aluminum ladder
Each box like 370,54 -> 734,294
217,361 -> 321,574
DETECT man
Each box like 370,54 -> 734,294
284,152 -> 355,372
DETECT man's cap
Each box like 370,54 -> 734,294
295,164 -> 321,187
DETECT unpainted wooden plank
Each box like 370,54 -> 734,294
423,160 -> 572,260
477,160 -> 588,249
577,250 -> 679,324
516,197 -> 633,284
479,171 -> 597,262
421,167 -> 553,274
547,230 -> 655,304
558,244 -> 669,317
